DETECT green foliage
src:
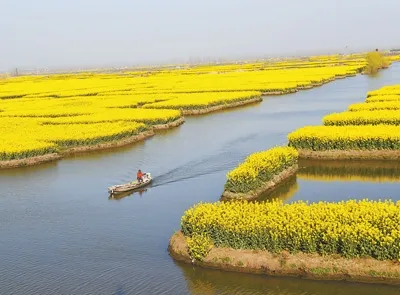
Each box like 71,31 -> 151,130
186,233 -> 213,261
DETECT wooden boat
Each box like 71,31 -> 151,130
108,173 -> 152,194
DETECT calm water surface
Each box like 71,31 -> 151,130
1,65 -> 400,294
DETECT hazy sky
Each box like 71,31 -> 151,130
2,0 -> 399,70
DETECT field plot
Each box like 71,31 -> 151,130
170,199 -> 400,285
288,83 -> 400,160
0,54 -> 381,167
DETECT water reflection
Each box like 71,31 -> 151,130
256,175 -> 299,202
177,260 -> 400,295
256,159 -> 400,203
298,159 -> 400,183
108,188 -> 148,201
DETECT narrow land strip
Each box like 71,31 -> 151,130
221,165 -> 298,200
181,97 -> 262,115
169,232 -> 400,286
0,117 -> 185,169
0,153 -> 63,169
297,149 -> 400,160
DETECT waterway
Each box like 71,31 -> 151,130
1,64 -> 400,294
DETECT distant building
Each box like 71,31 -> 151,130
389,49 -> 400,54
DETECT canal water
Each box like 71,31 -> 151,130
1,64 -> 400,295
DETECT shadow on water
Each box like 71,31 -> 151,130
175,260 -> 400,295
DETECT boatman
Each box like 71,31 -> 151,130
137,169 -> 144,183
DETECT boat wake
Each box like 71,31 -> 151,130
109,146 -> 255,193
150,150 -> 243,188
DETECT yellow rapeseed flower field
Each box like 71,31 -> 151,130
366,95 -> 400,103
0,54 -> 376,162
288,84 -> 400,151
348,101 -> 400,111
142,91 -> 260,110
181,199 -> 400,260
323,110 -> 400,126
38,109 -> 182,125
0,118 -> 146,160
35,121 -> 148,147
224,147 -> 298,193
324,84 -> 400,125
367,85 -> 400,97
287,125 -> 400,150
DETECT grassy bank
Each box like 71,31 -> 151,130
180,96 -> 263,115
169,231 -> 400,286
181,199 -> 400,260
169,199 -> 400,285
142,91 -> 262,112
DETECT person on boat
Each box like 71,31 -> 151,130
137,170 -> 144,183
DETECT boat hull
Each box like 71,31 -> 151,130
108,173 -> 152,194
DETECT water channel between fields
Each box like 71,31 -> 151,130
1,64 -> 400,295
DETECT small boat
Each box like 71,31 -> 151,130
108,173 -> 152,194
